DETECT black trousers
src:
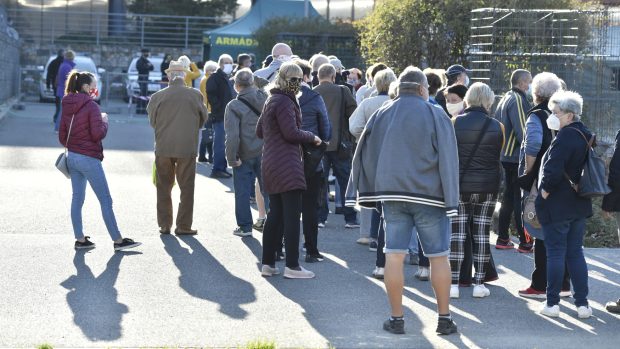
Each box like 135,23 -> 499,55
262,190 -> 302,268
302,171 -> 323,256
498,162 -> 527,244
531,238 -> 571,291
137,79 -> 148,113
53,95 -> 61,123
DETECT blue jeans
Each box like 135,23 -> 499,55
543,218 -> 589,307
211,121 -> 227,173
382,201 -> 450,256
320,151 -> 357,224
232,156 -> 264,232
67,152 -> 122,241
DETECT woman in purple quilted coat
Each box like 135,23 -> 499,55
256,62 -> 322,279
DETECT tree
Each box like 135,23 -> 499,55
127,0 -> 238,17
355,0 -> 590,72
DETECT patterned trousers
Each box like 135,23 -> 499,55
450,193 -> 497,285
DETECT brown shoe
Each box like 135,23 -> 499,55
159,228 -> 171,234
175,229 -> 198,235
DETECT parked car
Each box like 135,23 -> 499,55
39,55 -> 104,103
125,55 -> 163,102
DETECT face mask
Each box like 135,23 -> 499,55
283,79 -> 301,95
446,101 -> 464,116
89,87 -> 99,99
546,113 -> 561,131
277,55 -> 292,62
223,64 -> 233,75
348,79 -> 358,86
464,75 -> 470,87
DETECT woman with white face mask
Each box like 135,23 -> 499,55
444,84 -> 468,118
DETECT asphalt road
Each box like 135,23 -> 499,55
0,101 -> 619,349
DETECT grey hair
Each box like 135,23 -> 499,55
397,66 -> 428,96
532,72 -> 562,103
549,90 -> 583,121
464,82 -> 495,111
374,69 -> 397,94
510,69 -> 531,87
318,63 -> 336,80
234,68 -> 254,88
203,60 -> 218,74
218,54 -> 233,65
168,70 -> 186,81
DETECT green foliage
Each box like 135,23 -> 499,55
127,0 -> 238,17
37,344 -> 53,349
239,340 -> 276,349
585,198 -> 620,248
356,0 -> 590,72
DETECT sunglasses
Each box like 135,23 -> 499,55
288,77 -> 302,83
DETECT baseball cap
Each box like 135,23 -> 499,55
330,58 -> 345,70
446,64 -> 471,76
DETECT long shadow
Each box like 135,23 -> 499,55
160,235 -> 255,319
60,250 -> 141,341
195,162 -> 234,192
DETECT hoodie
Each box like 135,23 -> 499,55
58,93 -> 108,160
56,59 -> 76,98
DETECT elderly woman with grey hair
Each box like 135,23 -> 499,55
517,72 -> 571,299
448,82 -> 504,299
535,90 -> 593,318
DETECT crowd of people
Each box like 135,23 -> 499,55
56,42 -> 620,337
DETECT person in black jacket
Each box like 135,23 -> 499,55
160,54 -> 172,86
536,90 -> 593,319
449,83 -> 504,299
136,48 -> 153,114
47,49 -> 64,124
603,129 -> 620,314
436,64 -> 470,115
206,53 -> 235,178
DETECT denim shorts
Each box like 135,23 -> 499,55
382,201 -> 450,257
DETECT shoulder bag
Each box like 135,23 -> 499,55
563,127 -> 611,198
54,110 -> 79,178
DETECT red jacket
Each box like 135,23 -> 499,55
256,89 -> 315,195
58,93 -> 108,160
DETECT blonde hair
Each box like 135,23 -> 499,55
272,62 -> 303,90
64,50 -> 75,60
464,82 -> 495,112
373,69 -> 397,94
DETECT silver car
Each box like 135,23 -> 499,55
39,55 -> 104,102
125,55 -> 163,102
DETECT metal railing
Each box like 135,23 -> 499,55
7,8 -> 232,48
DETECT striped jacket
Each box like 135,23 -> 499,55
494,88 -> 531,163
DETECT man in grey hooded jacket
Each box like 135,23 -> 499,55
346,67 -> 459,336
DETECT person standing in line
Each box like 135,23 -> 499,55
136,48 -> 154,115
207,54 -> 235,178
295,59 -> 332,263
54,50 -> 76,132
160,54 -> 173,87
314,63 -> 359,229
257,62 -> 322,279
47,49 -> 64,125
495,69 -> 533,250
346,67 -> 458,336
178,55 -> 201,88
309,53 -> 329,87
234,53 -> 253,75
59,70 -> 141,251
224,69 -> 268,238
198,60 -> 219,164
449,82 -> 504,299
147,60 -> 209,236
254,43 -> 294,84
436,64 -> 471,115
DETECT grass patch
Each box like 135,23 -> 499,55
37,344 -> 53,349
239,340 -> 276,349
585,197 -> 620,248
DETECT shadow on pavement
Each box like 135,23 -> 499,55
60,250 -> 141,342
160,235 -> 256,319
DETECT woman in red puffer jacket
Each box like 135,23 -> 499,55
58,70 -> 141,251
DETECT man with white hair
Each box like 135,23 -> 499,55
207,54 -> 236,178
254,43 -> 293,83
224,68 -> 268,237
346,66 -> 459,336
147,60 -> 209,235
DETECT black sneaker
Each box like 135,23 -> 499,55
436,318 -> 457,335
383,318 -> 405,334
369,240 -> 378,252
305,254 -> 325,263
113,238 -> 142,251
75,236 -> 96,250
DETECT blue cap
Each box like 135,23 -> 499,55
446,64 -> 471,76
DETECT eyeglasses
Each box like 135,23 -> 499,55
288,77 -> 302,83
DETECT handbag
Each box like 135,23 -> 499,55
523,181 -> 542,229
563,127 -> 611,198
336,86 -> 356,160
55,112 -> 77,178
302,141 -> 327,178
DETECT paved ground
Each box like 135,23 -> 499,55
0,101 -> 619,349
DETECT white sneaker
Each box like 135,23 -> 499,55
472,284 -> 491,298
540,304 -> 560,318
577,305 -> 592,319
357,237 -> 372,245
450,285 -> 460,299
233,227 -> 252,237
318,222 -> 326,228
372,267 -> 385,279
414,267 -> 430,281
261,264 -> 280,277
284,266 -> 315,279
560,290 -> 572,298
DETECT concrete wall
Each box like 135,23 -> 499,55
0,6 -> 20,104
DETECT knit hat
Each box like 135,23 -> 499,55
446,84 -> 468,99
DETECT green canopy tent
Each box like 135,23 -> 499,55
203,0 -> 320,63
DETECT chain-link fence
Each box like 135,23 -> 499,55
469,8 -> 620,145
277,32 -> 363,69
0,7 -> 20,104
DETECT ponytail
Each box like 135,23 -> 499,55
65,70 -> 94,95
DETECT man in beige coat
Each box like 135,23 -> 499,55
147,60 -> 208,235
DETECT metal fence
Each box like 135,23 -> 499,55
0,7 -> 20,104
7,8 -> 231,48
468,8 -> 620,144
277,32 -> 363,69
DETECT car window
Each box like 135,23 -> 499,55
75,58 -> 97,73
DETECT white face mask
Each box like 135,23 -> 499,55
546,113 -> 561,131
446,101 -> 464,116
464,75 -> 470,87
223,64 -> 233,75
